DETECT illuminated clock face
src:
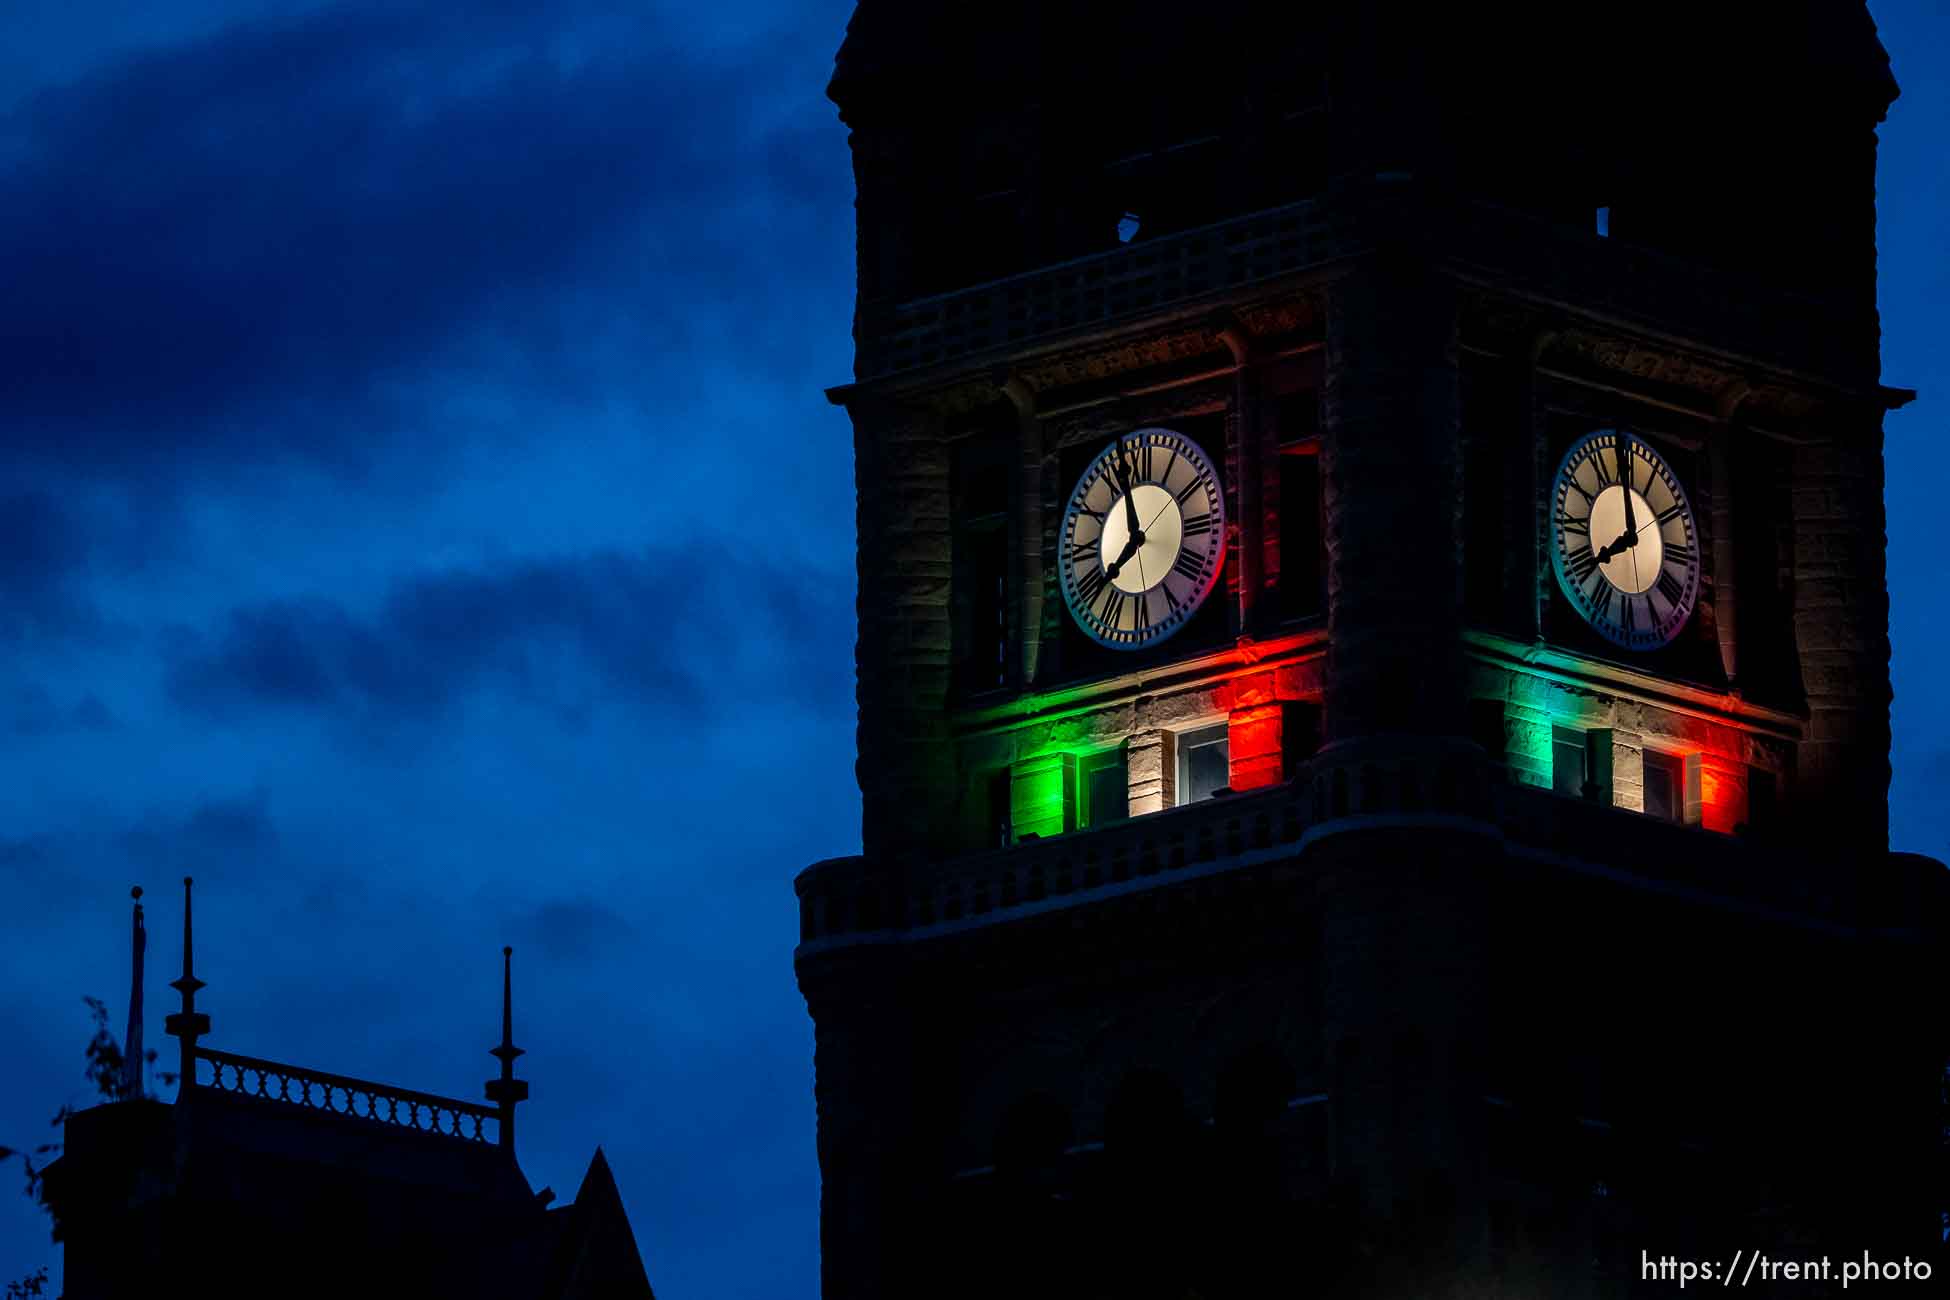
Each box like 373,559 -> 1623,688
1059,428 -> 1225,649
1550,429 -> 1700,650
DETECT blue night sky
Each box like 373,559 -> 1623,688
1,2 -> 1944,1294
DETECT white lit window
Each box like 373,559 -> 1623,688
1175,724 -> 1230,806
1642,750 -> 1702,826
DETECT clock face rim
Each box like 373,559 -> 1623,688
1549,428 -> 1701,652
1059,427 -> 1226,651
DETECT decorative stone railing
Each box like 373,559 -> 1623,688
797,737 -> 1496,948
193,1047 -> 499,1145
856,199 -> 1343,379
797,735 -> 1922,953
1446,200 -> 1865,386
852,191 -> 1862,390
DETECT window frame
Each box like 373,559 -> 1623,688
1077,747 -> 1130,830
1174,722 -> 1231,808
1551,725 -> 1613,804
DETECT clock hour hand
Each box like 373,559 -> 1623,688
1592,527 -> 1638,567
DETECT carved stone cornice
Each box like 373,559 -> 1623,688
1461,294 -> 1876,443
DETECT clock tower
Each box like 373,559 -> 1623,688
798,4 -> 1949,1296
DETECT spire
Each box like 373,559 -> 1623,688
121,886 -> 145,1100
485,946 -> 528,1158
163,877 -> 210,1097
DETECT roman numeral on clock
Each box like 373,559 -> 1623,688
1663,541 -> 1694,566
1176,473 -> 1211,506
1566,546 -> 1599,582
1557,511 -> 1589,537
1173,549 -> 1206,581
1095,584 -> 1126,628
1656,570 -> 1685,607
1075,565 -> 1108,606
1181,513 -> 1215,538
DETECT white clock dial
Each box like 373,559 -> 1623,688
1550,428 -> 1700,650
1059,428 -> 1225,649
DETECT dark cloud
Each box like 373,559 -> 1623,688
1,0 -> 849,486
0,493 -> 109,641
165,546 -> 851,730
523,897 -> 634,963
5,684 -> 116,736
0,835 -> 53,871
118,790 -> 279,872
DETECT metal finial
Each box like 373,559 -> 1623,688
168,880 -> 202,1005
485,945 -> 528,1157
121,886 -> 146,1100
501,946 -> 514,1048
164,876 -> 210,1097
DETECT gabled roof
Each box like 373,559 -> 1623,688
541,1148 -> 656,1300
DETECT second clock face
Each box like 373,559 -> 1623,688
1550,429 -> 1700,651
1060,428 -> 1225,649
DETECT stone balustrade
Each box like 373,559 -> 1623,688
798,736 -> 1919,954
194,1047 -> 499,1144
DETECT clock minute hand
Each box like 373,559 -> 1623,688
1616,433 -> 1638,540
1116,446 -> 1142,539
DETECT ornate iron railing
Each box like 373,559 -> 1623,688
193,1047 -> 498,1144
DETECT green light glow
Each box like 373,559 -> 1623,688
1008,752 -> 1075,842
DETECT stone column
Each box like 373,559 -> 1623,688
1218,320 -> 1267,636
1709,388 -> 1747,688
997,373 -> 1045,687
849,395 -> 957,863
1789,424 -> 1891,851
1317,834 -> 1490,1285
1127,730 -> 1171,816
1320,242 -> 1465,742
807,989 -> 922,1300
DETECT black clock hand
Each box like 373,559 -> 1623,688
1592,530 -> 1633,567
1616,433 -> 1638,541
1116,444 -> 1142,541
1105,526 -> 1143,579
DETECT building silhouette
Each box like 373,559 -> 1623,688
796,3 -> 1950,1296
44,880 -> 654,1299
